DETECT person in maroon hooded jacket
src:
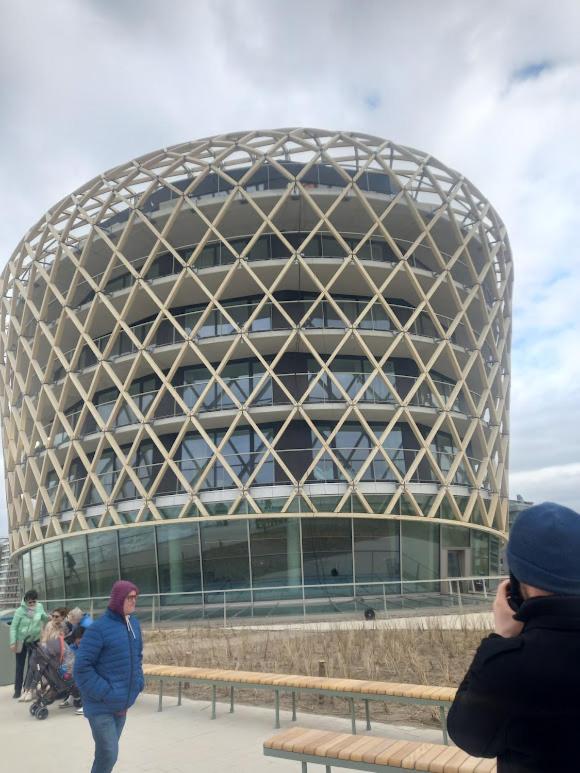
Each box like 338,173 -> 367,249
74,580 -> 144,773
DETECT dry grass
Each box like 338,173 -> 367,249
143,620 -> 492,727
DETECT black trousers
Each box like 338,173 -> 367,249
14,642 -> 36,696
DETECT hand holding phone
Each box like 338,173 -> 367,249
493,579 -> 525,637
507,572 -> 524,612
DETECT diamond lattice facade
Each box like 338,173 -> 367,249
0,129 -> 512,606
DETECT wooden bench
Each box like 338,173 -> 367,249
263,726 -> 496,772
143,664 -> 456,743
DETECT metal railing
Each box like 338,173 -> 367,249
36,575 -> 506,628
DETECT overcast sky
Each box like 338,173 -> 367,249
0,0 -> 579,535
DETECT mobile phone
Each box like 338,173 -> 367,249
507,572 -> 524,611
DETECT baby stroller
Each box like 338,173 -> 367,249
28,638 -> 78,720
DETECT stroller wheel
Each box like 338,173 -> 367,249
36,706 -> 49,720
29,702 -> 39,716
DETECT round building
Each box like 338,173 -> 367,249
0,129 -> 512,615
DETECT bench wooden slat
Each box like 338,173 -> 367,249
143,663 -> 456,702
430,745 -> 473,773
359,738 -> 405,764
284,728 -> 332,753
412,743 -> 453,771
263,726 -> 306,750
378,740 -> 423,766
472,758 -> 496,772
400,742 -> 439,769
335,734 -> 392,761
301,730 -> 342,755
314,733 -> 370,757
263,729 -> 496,772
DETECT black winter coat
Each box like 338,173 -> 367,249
447,596 -> 580,772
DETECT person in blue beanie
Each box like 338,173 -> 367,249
447,501 -> 580,772
74,580 -> 144,773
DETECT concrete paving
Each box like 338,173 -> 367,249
1,685 -> 443,771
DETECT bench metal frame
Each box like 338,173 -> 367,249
147,674 -> 450,744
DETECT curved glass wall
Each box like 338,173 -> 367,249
19,518 -> 503,606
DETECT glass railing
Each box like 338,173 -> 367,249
42,372 -> 477,447
24,230 -> 494,338
37,574 -> 507,624
52,298 -> 471,380
40,446 -> 482,515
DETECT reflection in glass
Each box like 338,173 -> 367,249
44,541 -> 65,601
200,520 -> 250,591
401,520 -> 440,592
30,546 -> 46,600
88,532 -> 119,598
119,526 -> 157,594
302,518 -> 353,588
63,536 -> 90,601
157,522 -> 201,599
354,519 -> 400,585
249,518 -> 302,590
471,530 -> 490,576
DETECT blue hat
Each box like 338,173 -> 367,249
507,502 -> 580,595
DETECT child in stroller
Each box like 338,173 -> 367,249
27,636 -> 79,720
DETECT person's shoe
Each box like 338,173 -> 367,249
19,690 -> 32,702
59,697 -> 72,708
12,692 -> 21,699
75,707 -> 84,715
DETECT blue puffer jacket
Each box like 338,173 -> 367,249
73,608 -> 144,717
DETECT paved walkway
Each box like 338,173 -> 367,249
0,686 -> 443,771
233,610 -> 493,632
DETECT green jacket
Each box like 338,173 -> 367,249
9,600 -> 49,646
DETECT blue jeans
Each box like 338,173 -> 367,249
88,713 -> 126,773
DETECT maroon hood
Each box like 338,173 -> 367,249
108,580 -> 139,615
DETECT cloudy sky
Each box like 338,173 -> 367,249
0,0 -> 579,534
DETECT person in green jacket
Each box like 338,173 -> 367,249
9,589 -> 49,700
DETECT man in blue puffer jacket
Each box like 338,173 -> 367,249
74,580 -> 144,773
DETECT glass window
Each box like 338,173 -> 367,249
401,520 -> 440,592
180,434 -> 211,485
30,546 -> 46,600
63,536 -> 90,601
354,519 -> 400,585
44,541 -> 65,602
180,365 -> 211,409
88,532 -> 119,599
441,525 -> 470,548
489,536 -> 501,575
301,518 -> 353,588
157,523 -> 202,600
471,530 -> 490,576
250,518 -> 302,589
119,527 -> 157,594
21,551 -> 32,594
247,235 -> 270,262
200,520 -> 250,591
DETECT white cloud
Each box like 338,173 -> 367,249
0,0 -> 579,534
510,463 -> 580,511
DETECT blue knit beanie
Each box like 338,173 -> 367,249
506,502 -> 580,595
